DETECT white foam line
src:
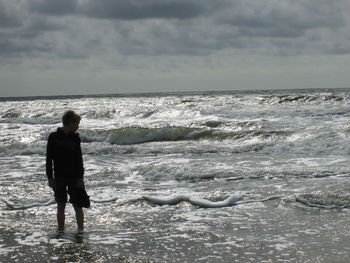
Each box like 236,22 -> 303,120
236,195 -> 286,205
142,194 -> 284,208
90,197 -> 119,203
294,196 -> 348,209
1,198 -> 56,210
1,195 -> 287,210
1,197 -> 120,210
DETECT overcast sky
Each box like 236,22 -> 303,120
1,0 -> 350,97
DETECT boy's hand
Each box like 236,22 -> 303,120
77,179 -> 85,189
48,178 -> 55,188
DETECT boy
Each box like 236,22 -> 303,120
46,110 -> 89,233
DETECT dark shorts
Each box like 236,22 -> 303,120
53,178 -> 90,208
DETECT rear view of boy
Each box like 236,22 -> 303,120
46,110 -> 89,233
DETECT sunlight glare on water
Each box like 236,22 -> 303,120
1,89 -> 350,262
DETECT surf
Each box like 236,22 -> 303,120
2,194 -> 286,210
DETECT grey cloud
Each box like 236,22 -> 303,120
218,0 -> 346,35
1,0 -> 350,63
0,0 -> 23,28
0,11 -> 22,28
237,27 -> 303,38
19,16 -> 65,39
28,0 -> 209,20
28,0 -> 78,16
327,46 -> 350,55
0,14 -> 64,57
80,0 -> 206,20
111,20 -> 218,56
0,38 -> 53,58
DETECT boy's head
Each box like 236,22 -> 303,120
62,110 -> 81,132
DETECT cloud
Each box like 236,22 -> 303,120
28,0 -> 210,20
0,11 -> 64,58
219,0 -> 345,30
0,0 -> 23,28
0,0 -> 349,65
28,0 -> 78,16
80,0 -> 206,20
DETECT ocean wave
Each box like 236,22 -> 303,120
80,127 -> 213,145
1,110 -> 21,118
82,109 -> 117,119
261,130 -> 350,155
0,126 -> 292,156
80,127 -> 291,145
295,191 -> 350,208
0,107 -> 61,124
0,142 -> 45,156
106,127 -> 212,145
1,127 -> 348,157
0,117 -> 60,125
80,127 -> 210,145
258,93 -> 350,105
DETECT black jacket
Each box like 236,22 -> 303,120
46,128 -> 84,179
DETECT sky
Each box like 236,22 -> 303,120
0,0 -> 350,97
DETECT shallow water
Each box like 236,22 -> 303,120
1,89 -> 350,262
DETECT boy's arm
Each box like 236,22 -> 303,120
77,136 -> 84,178
46,133 -> 54,181
76,136 -> 85,188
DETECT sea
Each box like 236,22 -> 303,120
1,88 -> 350,263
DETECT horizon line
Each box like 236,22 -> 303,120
1,86 -> 350,102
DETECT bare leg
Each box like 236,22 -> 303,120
73,205 -> 84,231
57,202 -> 66,231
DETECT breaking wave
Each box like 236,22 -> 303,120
258,92 -> 350,105
0,142 -> 45,156
80,127 -> 211,145
106,127 -> 212,145
80,127 -> 290,145
295,191 -> 350,208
